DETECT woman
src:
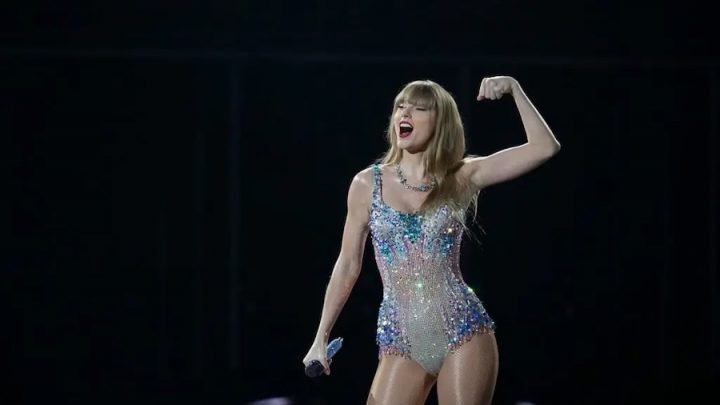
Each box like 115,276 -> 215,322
302,76 -> 561,404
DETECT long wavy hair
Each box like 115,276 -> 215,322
379,80 -> 479,223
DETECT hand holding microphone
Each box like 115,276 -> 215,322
303,337 -> 343,377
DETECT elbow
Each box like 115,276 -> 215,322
339,265 -> 361,290
347,260 -> 362,279
531,141 -> 561,159
551,141 -> 561,155
337,257 -> 362,280
542,140 -> 561,158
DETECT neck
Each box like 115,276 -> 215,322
399,151 -> 429,180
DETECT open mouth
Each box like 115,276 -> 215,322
399,123 -> 414,138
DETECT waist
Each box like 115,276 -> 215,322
380,270 -> 473,299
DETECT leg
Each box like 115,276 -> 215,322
436,332 -> 499,405
367,355 -> 437,405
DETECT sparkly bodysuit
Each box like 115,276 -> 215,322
369,164 -> 495,376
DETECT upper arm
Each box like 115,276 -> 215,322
462,143 -> 560,189
337,169 -> 372,270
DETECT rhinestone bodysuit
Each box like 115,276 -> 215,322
369,164 -> 495,376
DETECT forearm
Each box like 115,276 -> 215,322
511,81 -> 561,151
313,258 -> 361,343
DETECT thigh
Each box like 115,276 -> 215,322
436,332 -> 499,405
367,355 -> 436,405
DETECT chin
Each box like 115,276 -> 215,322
396,141 -> 412,150
399,144 -> 426,154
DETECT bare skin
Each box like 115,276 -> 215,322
303,76 -> 560,403
367,332 -> 499,405
367,355 -> 436,405
436,333 -> 499,405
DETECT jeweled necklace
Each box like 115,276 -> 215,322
396,164 -> 436,192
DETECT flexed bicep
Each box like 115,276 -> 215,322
466,76 -> 561,189
464,144 -> 557,189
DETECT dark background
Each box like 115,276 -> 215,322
3,1 -> 718,404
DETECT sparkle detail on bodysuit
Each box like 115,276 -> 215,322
369,164 -> 495,375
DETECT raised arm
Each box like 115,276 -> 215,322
462,76 -> 561,189
302,168 -> 372,373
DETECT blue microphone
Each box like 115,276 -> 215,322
304,337 -> 343,377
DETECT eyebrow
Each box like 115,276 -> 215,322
396,98 -> 431,106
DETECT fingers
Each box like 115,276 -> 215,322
477,78 -> 486,100
487,83 -> 496,100
478,78 -> 499,100
488,81 -> 501,100
477,77 -> 509,101
302,356 -> 331,375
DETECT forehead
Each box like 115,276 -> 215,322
395,85 -> 436,107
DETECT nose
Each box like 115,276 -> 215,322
401,106 -> 411,117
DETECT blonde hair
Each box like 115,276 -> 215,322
379,80 -> 478,223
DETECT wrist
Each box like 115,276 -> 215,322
510,80 -> 521,96
314,332 -> 329,344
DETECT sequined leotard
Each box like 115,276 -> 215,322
369,164 -> 495,375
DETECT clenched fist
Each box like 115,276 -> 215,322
477,76 -> 519,101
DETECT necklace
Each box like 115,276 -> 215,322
396,164 -> 436,192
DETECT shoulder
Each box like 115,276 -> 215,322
346,165 -> 376,215
347,165 -> 377,201
352,165 -> 376,186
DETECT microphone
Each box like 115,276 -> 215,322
304,337 -> 343,377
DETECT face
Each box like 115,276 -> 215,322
393,100 -> 436,153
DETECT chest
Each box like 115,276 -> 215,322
370,203 -> 461,242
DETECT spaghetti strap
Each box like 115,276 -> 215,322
371,164 -> 382,203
